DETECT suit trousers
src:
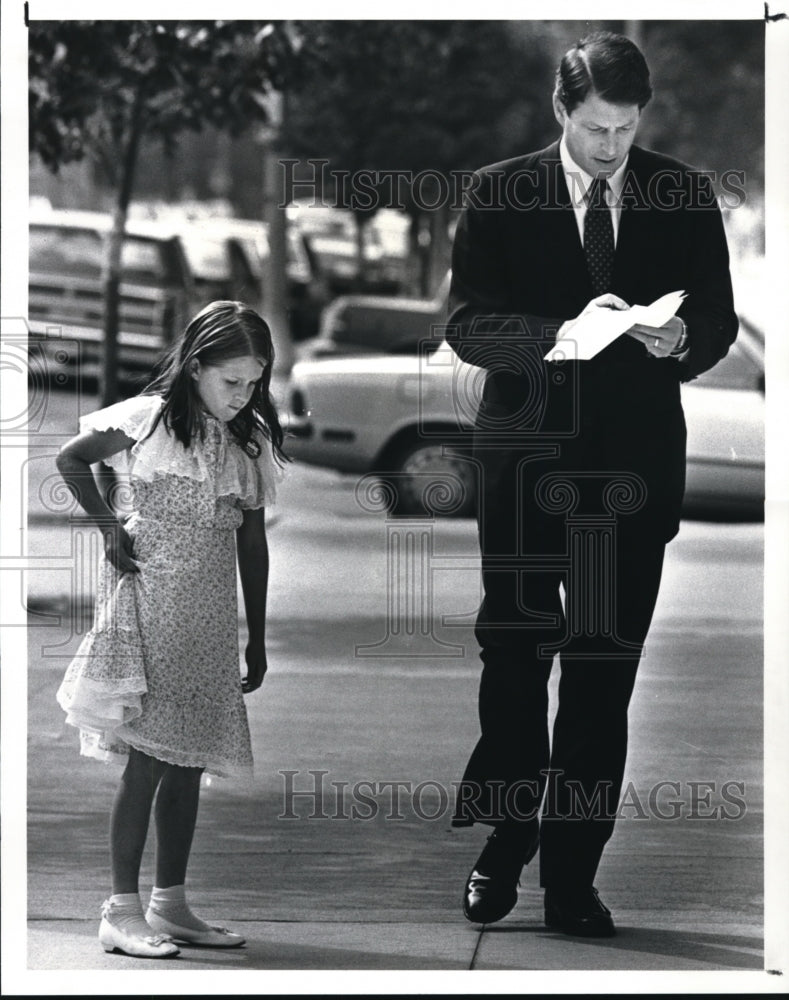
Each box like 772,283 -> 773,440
452,446 -> 667,890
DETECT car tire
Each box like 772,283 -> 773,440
381,440 -> 477,518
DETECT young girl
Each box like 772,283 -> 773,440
55,300 -> 287,958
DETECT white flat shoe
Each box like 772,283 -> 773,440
146,906 -> 245,948
99,901 -> 180,958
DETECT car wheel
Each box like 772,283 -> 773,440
383,440 -> 477,518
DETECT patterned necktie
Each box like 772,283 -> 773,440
583,177 -> 614,295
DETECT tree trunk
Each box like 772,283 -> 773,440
353,213 -> 367,294
405,211 -> 422,297
101,94 -> 144,409
261,92 -> 294,380
417,213 -> 431,298
98,93 -> 143,508
623,20 -> 645,50
427,200 -> 451,298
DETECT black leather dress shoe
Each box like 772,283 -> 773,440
462,826 -> 540,924
543,886 -> 615,937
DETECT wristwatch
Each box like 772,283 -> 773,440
670,318 -> 689,359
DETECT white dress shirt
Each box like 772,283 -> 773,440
558,140 -> 689,358
559,139 -> 628,247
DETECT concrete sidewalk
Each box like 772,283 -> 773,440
22,579 -> 768,987
14,388 -> 775,988
24,608 -> 766,978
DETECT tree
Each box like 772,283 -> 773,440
29,20 -> 297,405
638,20 -> 763,188
282,21 -> 557,296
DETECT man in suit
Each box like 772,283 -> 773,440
446,30 -> 738,936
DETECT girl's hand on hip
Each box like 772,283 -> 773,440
242,641 -> 268,693
103,522 -> 139,574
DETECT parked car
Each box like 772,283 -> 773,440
176,217 -> 329,340
288,203 -> 405,297
304,274 -> 450,359
177,227 -> 259,306
680,317 -> 764,516
28,207 -> 195,384
285,289 -> 764,519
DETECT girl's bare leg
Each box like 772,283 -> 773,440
145,764 -> 244,944
110,748 -> 167,895
153,763 -> 204,889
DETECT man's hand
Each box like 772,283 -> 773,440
103,522 -> 139,574
242,640 -> 268,694
581,292 -> 630,315
625,314 -> 685,358
558,293 -> 630,338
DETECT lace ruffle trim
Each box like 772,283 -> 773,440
78,729 -> 254,780
79,394 -> 279,509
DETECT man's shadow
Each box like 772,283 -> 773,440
481,921 -> 763,970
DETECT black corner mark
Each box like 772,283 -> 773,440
764,3 -> 788,20
24,1 -> 29,27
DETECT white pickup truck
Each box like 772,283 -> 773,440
28,208 -> 195,387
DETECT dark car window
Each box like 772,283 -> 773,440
227,239 -> 257,285
329,301 -> 445,355
237,236 -> 263,279
157,238 -> 192,288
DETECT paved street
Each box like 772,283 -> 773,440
8,389 -> 777,990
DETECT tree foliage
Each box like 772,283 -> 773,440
29,20 -> 764,314
29,20 -> 295,178
282,20 -> 557,291
639,20 -> 764,185
29,20 -> 297,405
285,20 -> 556,184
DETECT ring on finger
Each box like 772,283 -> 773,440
654,337 -> 660,349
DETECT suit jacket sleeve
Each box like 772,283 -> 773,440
674,174 -> 739,381
446,169 -> 565,369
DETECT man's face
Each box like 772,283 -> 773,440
553,91 -> 640,178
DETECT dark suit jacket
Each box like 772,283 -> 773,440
447,141 -> 739,542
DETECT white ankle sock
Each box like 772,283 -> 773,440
149,884 -> 211,932
106,892 -> 154,938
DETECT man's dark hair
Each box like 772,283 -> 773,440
554,30 -> 652,114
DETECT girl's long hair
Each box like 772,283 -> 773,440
143,300 -> 289,465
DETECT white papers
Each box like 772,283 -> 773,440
544,290 -> 687,362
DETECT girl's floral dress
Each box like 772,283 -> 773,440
56,394 -> 278,778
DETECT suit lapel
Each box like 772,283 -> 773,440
533,143 -> 659,300
611,146 -> 651,295
536,143 -> 591,301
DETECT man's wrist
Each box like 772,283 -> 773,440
670,317 -> 689,358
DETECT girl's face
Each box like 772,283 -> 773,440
191,355 -> 265,422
